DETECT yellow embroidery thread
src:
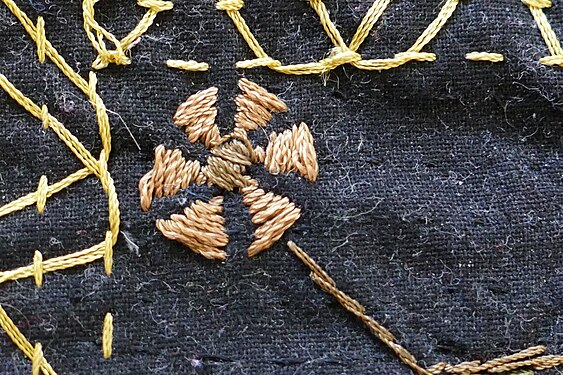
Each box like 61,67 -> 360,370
166,59 -> 210,72
522,0 -> 563,66
82,0 -> 174,69
218,0 -> 461,74
0,0 -> 121,371
466,52 -> 504,62
102,313 -> 113,359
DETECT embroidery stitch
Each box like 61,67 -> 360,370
140,79 -> 318,258
156,197 -> 229,260
0,0 -> 121,370
82,0 -> 174,69
166,59 -> 210,72
218,0 -> 461,74
287,241 -> 563,375
102,313 -> 113,359
522,0 -> 563,66
465,52 -> 504,62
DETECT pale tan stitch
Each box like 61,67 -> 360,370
166,59 -> 209,72
522,0 -> 563,67
466,52 -> 504,62
219,0 -> 461,74
102,312 -> 113,359
211,138 -> 258,166
242,186 -> 301,257
139,145 -> 206,211
174,87 -> 221,148
33,250 -> 43,287
36,175 -> 48,214
0,1 -> 120,370
234,78 -> 288,131
32,342 -> 44,375
82,0 -> 174,69
156,196 -> 229,260
288,240 -> 563,375
264,122 -> 318,182
36,17 -> 46,63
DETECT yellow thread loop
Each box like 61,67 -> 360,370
36,175 -> 48,214
216,0 -> 244,11
326,47 -> 362,66
102,313 -> 113,359
104,231 -> 113,276
137,0 -> 173,12
522,0 -> 552,8
93,49 -> 131,70
32,342 -> 43,375
40,104 -> 50,129
166,59 -> 209,72
36,17 -> 46,63
33,250 -> 43,287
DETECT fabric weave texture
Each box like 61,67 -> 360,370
0,0 -> 562,373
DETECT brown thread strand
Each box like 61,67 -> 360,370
288,241 -> 563,375
286,241 -> 430,375
242,186 -> 301,256
173,87 -> 221,148
156,196 -> 229,260
139,145 -> 206,211
264,122 -> 318,182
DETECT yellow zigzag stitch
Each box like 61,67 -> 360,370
0,0 -> 121,371
217,0 -> 461,74
83,0 -> 174,69
522,0 -> 563,66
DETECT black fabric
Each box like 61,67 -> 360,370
1,0 -> 562,373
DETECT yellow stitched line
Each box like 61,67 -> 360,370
0,306 -> 56,375
102,313 -> 113,359
83,0 -> 174,69
522,0 -> 563,67
0,0 -> 121,370
466,52 -> 504,62
166,59 -> 210,72
0,168 -> 90,218
33,250 -> 43,287
32,343 -> 44,375
218,0 -> 460,74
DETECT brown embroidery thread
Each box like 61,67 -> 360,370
287,241 -> 563,375
140,80 -> 317,258
156,197 -> 229,260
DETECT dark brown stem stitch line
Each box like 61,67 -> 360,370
287,241 -> 563,375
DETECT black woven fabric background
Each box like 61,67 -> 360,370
0,0 -> 562,373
